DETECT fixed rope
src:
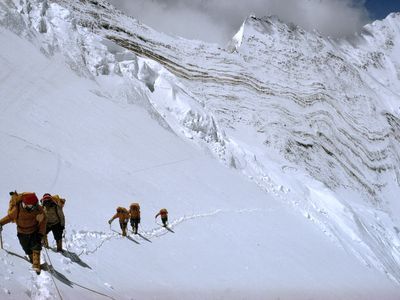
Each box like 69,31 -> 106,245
44,241 -> 115,300
68,280 -> 116,300
43,247 -> 64,300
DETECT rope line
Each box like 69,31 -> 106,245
44,242 -> 116,300
43,247 -> 64,300
68,280 -> 116,300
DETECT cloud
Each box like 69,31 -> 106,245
107,0 -> 371,44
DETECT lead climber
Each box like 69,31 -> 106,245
155,208 -> 168,227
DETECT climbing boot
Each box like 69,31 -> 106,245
56,239 -> 63,252
32,250 -> 41,275
122,228 -> 127,236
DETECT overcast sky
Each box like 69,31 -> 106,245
107,0 -> 395,44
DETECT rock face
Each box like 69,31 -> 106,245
1,0 -> 400,282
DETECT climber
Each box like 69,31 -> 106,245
129,203 -> 141,234
0,192 -> 46,274
41,193 -> 66,252
155,208 -> 168,227
108,207 -> 130,236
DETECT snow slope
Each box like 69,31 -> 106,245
42,0 -> 400,285
0,0 -> 399,299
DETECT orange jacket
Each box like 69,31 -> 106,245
129,203 -> 140,219
155,208 -> 168,218
109,207 -> 130,223
0,203 -> 46,235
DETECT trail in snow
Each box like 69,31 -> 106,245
0,208 -> 271,300
2,250 -> 62,300
42,246 -> 117,300
65,207 -> 275,255
1,247 -> 116,300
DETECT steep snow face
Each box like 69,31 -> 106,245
340,13 -> 400,98
1,0 -> 400,294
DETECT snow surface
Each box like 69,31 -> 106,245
0,0 -> 400,299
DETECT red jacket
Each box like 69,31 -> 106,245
155,208 -> 168,218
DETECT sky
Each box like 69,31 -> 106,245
107,0 -> 400,44
365,0 -> 400,20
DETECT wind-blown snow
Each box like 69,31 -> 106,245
0,0 -> 400,299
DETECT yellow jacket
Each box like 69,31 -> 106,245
110,207 -> 130,223
0,203 -> 46,235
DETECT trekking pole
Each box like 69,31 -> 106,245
0,230 -> 3,250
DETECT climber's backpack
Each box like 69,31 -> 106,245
51,195 -> 66,208
8,191 -> 38,222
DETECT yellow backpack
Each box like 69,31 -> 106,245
51,195 -> 66,208
8,191 -> 38,222
8,191 -> 21,216
130,203 -> 140,211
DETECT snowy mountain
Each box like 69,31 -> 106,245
0,0 -> 400,299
